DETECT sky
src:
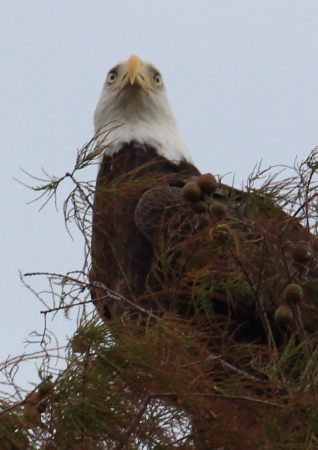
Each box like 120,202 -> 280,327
0,0 -> 318,390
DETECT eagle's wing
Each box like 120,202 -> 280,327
134,186 -> 208,243
134,175 -> 318,340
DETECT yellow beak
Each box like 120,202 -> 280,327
128,54 -> 141,85
118,54 -> 149,93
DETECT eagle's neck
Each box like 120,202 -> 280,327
94,91 -> 193,164
98,143 -> 200,188
96,120 -> 192,164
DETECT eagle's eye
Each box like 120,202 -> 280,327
107,71 -> 117,84
154,73 -> 162,86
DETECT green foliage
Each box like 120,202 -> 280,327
3,141 -> 318,448
0,404 -> 30,450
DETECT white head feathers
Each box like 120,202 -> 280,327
94,54 -> 192,164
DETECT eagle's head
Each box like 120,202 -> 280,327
94,54 -> 192,163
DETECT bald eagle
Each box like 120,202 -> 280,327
90,55 -> 318,340
90,54 -> 200,318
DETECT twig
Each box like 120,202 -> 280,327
0,377 -> 51,416
115,396 -> 151,450
0,347 -> 64,372
198,392 -> 284,409
24,271 -> 161,322
231,251 -> 278,356
182,353 -> 259,382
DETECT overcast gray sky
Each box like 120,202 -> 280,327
1,0 -> 318,389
